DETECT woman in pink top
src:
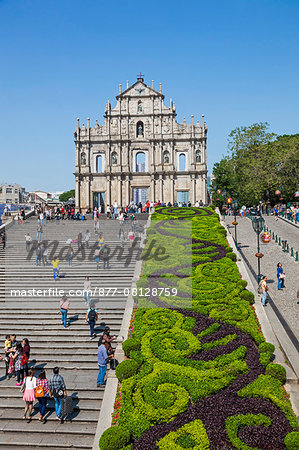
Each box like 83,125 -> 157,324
60,294 -> 70,328
22,368 -> 37,422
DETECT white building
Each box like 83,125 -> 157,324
74,75 -> 208,211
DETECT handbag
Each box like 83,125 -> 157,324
53,387 -> 64,398
279,273 -> 285,279
8,356 -> 15,374
20,378 -> 27,393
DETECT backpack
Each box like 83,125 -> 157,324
257,282 -> 263,295
88,309 -> 96,321
21,354 -> 28,366
35,385 -> 45,398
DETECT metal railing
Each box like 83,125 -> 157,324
263,225 -> 298,262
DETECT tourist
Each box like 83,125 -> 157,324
36,223 -> 42,242
39,212 -> 44,225
22,338 -> 30,376
106,204 -> 111,219
128,230 -> 134,247
97,339 -> 109,387
77,232 -> 83,250
94,246 -> 101,269
13,343 -> 26,386
85,301 -> 98,340
100,326 -> 116,357
258,276 -> 268,306
1,231 -> 6,250
22,368 -> 36,422
42,244 -> 49,266
25,233 -> 32,252
60,294 -> 70,328
36,244 -> 41,266
11,334 -> 17,350
84,229 -> 91,248
277,263 -> 285,290
4,335 -> 12,380
83,276 -> 91,305
49,367 -> 67,422
297,288 -> 299,305
67,244 -> 74,266
36,370 -> 49,422
52,257 -> 59,280
101,244 -> 110,269
274,206 -> 279,221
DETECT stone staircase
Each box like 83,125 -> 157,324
0,214 -> 146,449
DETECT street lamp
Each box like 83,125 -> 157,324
251,216 -> 265,283
232,199 -> 238,247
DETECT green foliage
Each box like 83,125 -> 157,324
157,419 -> 210,449
212,123 -> 299,205
59,189 -> 75,202
115,360 -> 139,382
258,342 -> 275,366
238,375 -> 298,429
122,338 -> 141,357
240,290 -> 255,304
265,364 -> 286,385
226,252 -> 237,261
225,413 -> 271,450
99,426 -> 130,450
284,432 -> 299,449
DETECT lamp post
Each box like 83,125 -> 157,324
252,216 -> 265,283
232,199 -> 238,247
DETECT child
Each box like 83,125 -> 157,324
4,335 -> 12,380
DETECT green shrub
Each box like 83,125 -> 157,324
115,360 -> 139,382
265,364 -> 286,384
238,279 -> 248,289
226,252 -> 237,261
240,290 -> 255,304
226,246 -> 233,253
258,342 -> 275,354
285,432 -> 299,449
225,413 -> 271,449
99,426 -> 130,450
122,338 -> 141,357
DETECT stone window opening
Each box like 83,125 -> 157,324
136,151 -> 146,172
137,101 -> 142,113
179,153 -> 186,171
96,155 -> 103,173
137,121 -> 144,137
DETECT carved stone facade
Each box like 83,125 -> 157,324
74,76 -> 208,211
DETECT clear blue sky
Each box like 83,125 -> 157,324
0,0 -> 298,192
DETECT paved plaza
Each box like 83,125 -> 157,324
224,215 -> 299,342
0,215 -> 146,449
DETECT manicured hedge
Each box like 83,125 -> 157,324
99,207 -> 297,450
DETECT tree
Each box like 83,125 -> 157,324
212,123 -> 299,206
59,189 -> 75,202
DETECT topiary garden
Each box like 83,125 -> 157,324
99,207 -> 298,450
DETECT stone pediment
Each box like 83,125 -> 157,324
116,80 -> 164,100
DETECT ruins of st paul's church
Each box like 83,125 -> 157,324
74,76 -> 208,211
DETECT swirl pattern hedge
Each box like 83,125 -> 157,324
99,207 -> 299,450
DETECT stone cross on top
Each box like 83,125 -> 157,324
137,72 -> 144,81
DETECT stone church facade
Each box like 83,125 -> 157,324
74,76 -> 208,211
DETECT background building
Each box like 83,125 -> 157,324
0,184 -> 25,204
74,76 -> 208,211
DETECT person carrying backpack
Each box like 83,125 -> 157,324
85,302 -> 98,340
36,369 -> 49,422
13,343 -> 27,386
49,367 -> 67,422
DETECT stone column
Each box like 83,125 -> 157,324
191,175 -> 196,204
106,175 -> 110,206
150,176 -> 155,203
170,175 -> 174,204
125,176 -> 130,205
75,177 -> 80,212
118,176 -> 122,206
159,176 -> 163,202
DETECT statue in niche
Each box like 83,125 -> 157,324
164,151 -> 170,164
112,152 -> 117,165
80,152 -> 86,165
196,150 -> 201,163
137,121 -> 144,136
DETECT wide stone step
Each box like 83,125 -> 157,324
0,431 -> 94,449
0,419 -> 96,434
0,387 -> 103,400
0,398 -> 101,410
